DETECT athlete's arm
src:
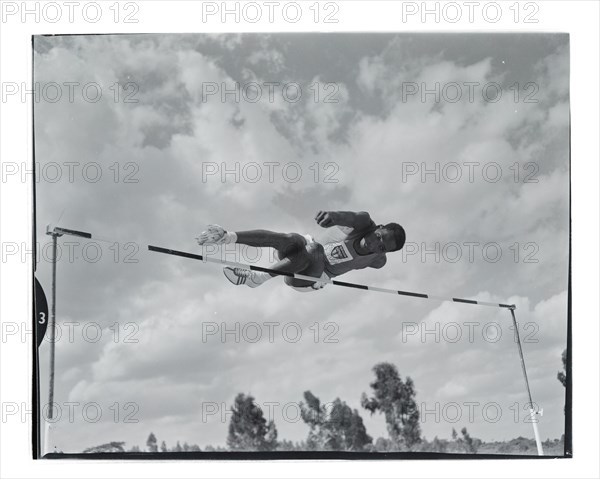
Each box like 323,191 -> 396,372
315,211 -> 372,229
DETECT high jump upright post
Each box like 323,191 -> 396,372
509,306 -> 544,456
43,225 -> 92,455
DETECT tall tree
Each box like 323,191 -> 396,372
146,432 -> 158,452
557,349 -> 567,387
361,362 -> 421,449
226,393 -> 278,451
459,427 -> 479,454
160,440 -> 167,452
300,391 -> 372,451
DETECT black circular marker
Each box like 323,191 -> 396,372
34,277 -> 49,347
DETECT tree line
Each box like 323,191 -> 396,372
83,351 -> 568,454
84,362 -> 485,453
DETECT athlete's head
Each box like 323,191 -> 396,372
360,223 -> 406,254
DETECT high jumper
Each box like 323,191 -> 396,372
195,210 -> 406,293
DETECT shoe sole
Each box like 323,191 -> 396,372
223,267 -> 246,285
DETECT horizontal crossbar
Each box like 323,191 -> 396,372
148,245 -> 515,309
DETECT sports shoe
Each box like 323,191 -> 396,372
223,267 -> 265,288
196,224 -> 234,246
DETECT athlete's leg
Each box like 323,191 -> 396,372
284,241 -> 326,289
197,225 -> 308,261
234,230 -> 307,259
226,240 -> 325,289
198,225 -> 323,288
221,231 -> 318,287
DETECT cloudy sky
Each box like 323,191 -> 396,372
34,33 -> 569,452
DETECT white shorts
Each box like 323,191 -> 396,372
290,270 -> 330,293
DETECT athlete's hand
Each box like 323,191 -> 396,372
315,211 -> 337,228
